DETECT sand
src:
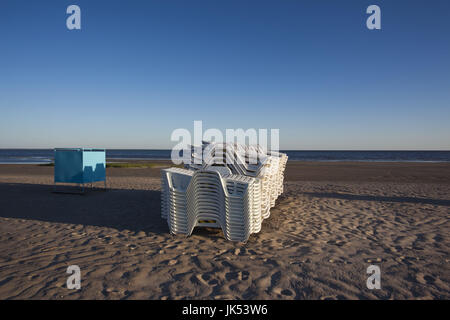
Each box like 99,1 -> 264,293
0,162 -> 449,299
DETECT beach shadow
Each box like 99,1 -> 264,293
303,192 -> 450,206
0,182 -> 168,234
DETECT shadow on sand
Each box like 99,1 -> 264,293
302,192 -> 450,206
0,182 -> 168,234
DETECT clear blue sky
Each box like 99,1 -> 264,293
1,0 -> 449,150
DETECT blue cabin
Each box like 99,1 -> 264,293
54,148 -> 106,185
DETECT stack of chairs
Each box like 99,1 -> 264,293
161,142 -> 287,242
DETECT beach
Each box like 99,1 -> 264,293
0,161 -> 449,299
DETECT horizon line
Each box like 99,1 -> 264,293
0,148 -> 449,152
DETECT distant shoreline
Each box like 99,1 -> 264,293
1,159 -> 450,165
1,150 -> 450,164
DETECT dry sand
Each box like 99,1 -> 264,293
0,162 -> 449,299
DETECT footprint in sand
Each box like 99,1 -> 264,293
273,288 -> 294,297
327,240 -> 346,247
416,273 -> 435,285
320,295 -> 338,300
168,259 -> 177,266
195,273 -> 217,286
365,257 -> 383,263
103,287 -> 130,297
263,258 -> 279,267
395,256 -> 417,265
225,271 -> 250,281
27,274 -> 39,281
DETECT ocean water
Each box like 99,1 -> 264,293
0,149 -> 449,164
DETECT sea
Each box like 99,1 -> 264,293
0,149 -> 449,164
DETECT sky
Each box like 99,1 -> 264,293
0,0 -> 449,150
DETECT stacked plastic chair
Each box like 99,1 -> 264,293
161,142 -> 287,241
